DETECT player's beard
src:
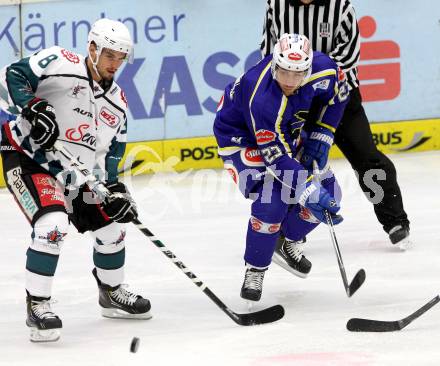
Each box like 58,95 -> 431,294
96,65 -> 115,82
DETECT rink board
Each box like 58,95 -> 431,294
113,118 -> 440,177
0,118 -> 439,187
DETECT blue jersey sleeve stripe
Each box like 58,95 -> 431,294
275,95 -> 291,154
218,146 -> 242,156
249,62 -> 272,133
305,69 -> 336,84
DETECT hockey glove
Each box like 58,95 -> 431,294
298,180 -> 343,225
300,127 -> 334,171
101,182 -> 138,223
22,98 -> 59,150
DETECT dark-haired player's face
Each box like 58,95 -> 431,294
96,49 -> 126,81
300,0 -> 314,4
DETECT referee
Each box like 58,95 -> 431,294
261,0 -> 410,246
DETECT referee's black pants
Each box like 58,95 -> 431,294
334,88 -> 409,233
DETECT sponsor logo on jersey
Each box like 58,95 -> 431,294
35,176 -> 55,187
268,223 -> 281,233
0,145 -> 16,151
68,84 -> 87,99
231,136 -> 243,144
240,147 -> 265,167
99,107 -> 121,128
73,107 -> 93,119
255,129 -> 276,144
250,217 -> 281,233
110,86 -> 119,95
65,124 -> 96,148
250,217 -> 263,231
299,206 -> 319,223
32,174 -> 65,207
6,168 -> 38,219
61,49 -> 80,64
288,52 -> 302,61
312,79 -> 330,91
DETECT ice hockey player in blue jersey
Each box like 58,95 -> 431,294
213,33 -> 349,301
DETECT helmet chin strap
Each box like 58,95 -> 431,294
88,48 -> 103,81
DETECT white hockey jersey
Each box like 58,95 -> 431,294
0,46 -> 127,187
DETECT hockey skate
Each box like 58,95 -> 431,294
240,265 -> 267,302
272,237 -> 311,278
92,268 -> 152,319
26,292 -> 62,342
388,224 -> 412,250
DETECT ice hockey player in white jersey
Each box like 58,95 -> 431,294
0,18 -> 151,343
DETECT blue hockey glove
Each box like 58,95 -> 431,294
301,127 -> 334,171
22,98 -> 59,150
101,182 -> 138,223
298,180 -> 343,225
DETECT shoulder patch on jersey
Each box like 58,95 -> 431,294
255,129 -> 276,144
312,79 -> 330,91
99,106 -> 121,128
61,49 -> 80,64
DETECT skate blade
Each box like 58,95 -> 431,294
272,254 -> 308,278
101,308 -> 152,320
29,328 -> 60,342
246,300 -> 255,311
397,238 -> 413,251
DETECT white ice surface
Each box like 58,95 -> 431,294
1,151 -> 439,366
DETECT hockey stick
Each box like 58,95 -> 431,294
53,142 -> 284,326
131,218 -> 284,325
325,210 -> 366,297
347,295 -> 440,332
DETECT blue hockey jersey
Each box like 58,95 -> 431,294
213,52 -> 349,183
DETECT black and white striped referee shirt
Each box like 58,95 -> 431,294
261,0 -> 360,90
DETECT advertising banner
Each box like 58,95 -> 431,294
1,1 -> 439,188
1,0 -> 439,143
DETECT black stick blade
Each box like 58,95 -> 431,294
234,305 -> 285,326
347,318 -> 401,332
348,269 -> 366,297
347,295 -> 440,332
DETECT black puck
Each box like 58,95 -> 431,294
130,337 -> 140,353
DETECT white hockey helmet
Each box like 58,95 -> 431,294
271,33 -> 313,84
88,18 -> 134,64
